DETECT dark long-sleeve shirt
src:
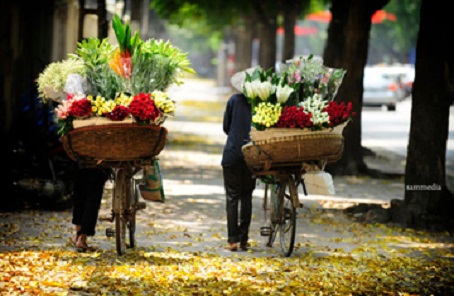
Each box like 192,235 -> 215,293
221,93 -> 252,167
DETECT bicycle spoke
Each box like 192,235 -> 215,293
127,176 -> 138,249
264,183 -> 279,247
114,169 -> 127,255
277,176 -> 297,257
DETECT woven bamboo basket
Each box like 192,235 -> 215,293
242,132 -> 344,172
61,124 -> 167,162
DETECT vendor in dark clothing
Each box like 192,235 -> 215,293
70,167 -> 110,252
221,69 -> 256,251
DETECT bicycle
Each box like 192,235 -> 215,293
255,164 -> 307,257
62,124 -> 167,256
101,160 -> 152,256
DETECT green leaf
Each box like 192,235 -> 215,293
112,14 -> 126,52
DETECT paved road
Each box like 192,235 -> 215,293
362,98 -> 454,178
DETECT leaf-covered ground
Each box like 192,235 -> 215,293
1,174 -> 453,296
2,79 -> 453,295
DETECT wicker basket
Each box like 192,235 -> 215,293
61,124 -> 167,162
242,132 -> 344,172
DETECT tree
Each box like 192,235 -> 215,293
1,0 -> 56,211
323,0 -> 389,175
394,0 -> 454,229
368,0 -> 420,64
151,0 -> 319,73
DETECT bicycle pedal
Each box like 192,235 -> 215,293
260,226 -> 272,236
135,202 -> 146,210
105,228 -> 115,237
99,214 -> 114,222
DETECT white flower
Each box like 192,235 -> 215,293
299,94 -> 330,125
276,85 -> 294,104
256,81 -> 275,101
244,81 -> 260,99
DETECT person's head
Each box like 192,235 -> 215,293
230,67 -> 256,93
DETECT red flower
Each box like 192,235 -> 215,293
105,105 -> 130,121
68,98 -> 92,117
323,101 -> 356,126
276,106 -> 313,128
128,92 -> 160,121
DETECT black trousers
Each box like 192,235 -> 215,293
72,167 -> 109,236
223,161 -> 256,244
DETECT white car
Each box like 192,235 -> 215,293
384,64 -> 415,97
363,66 -> 407,111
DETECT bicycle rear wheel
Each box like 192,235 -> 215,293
127,174 -> 139,249
263,183 -> 278,248
113,168 -> 127,255
276,176 -> 297,257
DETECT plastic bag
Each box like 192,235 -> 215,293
139,160 -> 165,203
303,170 -> 335,195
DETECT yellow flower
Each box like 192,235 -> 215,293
152,90 -> 175,114
252,102 -> 282,128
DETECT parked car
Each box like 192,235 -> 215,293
363,66 -> 407,111
384,64 -> 415,97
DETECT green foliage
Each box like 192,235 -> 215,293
368,0 -> 421,64
111,14 -> 140,55
70,37 -> 113,69
70,37 -> 121,98
131,39 -> 196,93
66,18 -> 195,98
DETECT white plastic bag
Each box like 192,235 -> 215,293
64,74 -> 85,96
303,170 -> 335,195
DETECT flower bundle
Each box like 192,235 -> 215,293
54,91 -> 175,135
241,55 -> 354,131
37,14 -> 194,136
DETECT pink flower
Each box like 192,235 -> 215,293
55,100 -> 72,120
288,70 -> 301,85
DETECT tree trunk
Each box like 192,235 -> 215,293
253,4 -> 277,70
399,0 -> 454,229
1,0 -> 55,211
282,0 -> 297,63
322,0 -> 351,69
233,17 -> 254,74
324,0 -> 388,175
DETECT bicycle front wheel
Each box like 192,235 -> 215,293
277,176 -> 297,257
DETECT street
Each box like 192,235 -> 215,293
362,97 -> 454,180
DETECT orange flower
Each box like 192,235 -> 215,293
109,49 -> 123,77
109,48 -> 132,78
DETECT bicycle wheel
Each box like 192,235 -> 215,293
127,174 -> 138,249
113,168 -> 127,255
265,183 -> 279,248
276,176 -> 297,257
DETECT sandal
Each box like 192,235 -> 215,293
240,242 -> 250,251
76,244 -> 96,253
75,233 -> 96,253
68,232 -> 79,247
223,243 -> 238,252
